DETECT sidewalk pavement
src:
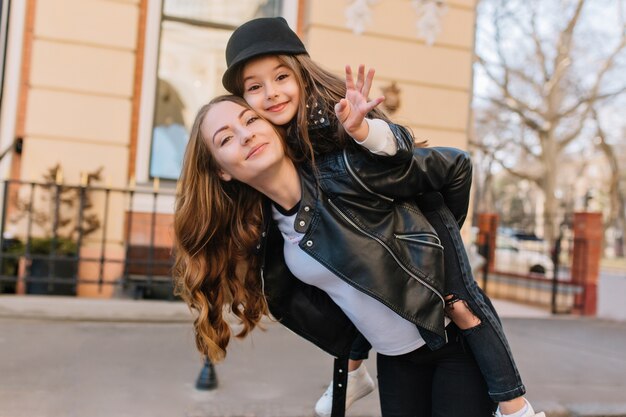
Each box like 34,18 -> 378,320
0,294 -> 551,322
1,295 -> 625,417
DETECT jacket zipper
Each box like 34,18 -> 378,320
327,198 -> 444,306
394,233 -> 444,250
343,150 -> 394,202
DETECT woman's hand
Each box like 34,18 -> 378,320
335,65 -> 385,142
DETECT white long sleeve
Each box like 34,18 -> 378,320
355,118 -> 398,156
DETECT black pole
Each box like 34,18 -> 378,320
551,229 -> 563,314
480,232 -> 490,293
195,357 -> 218,390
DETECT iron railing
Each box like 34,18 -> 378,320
0,178 -> 177,299
0,177 -> 593,314
474,228 -> 584,314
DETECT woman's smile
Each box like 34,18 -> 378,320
246,143 -> 268,160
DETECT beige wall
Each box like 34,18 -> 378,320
18,0 -> 141,243
303,0 -> 476,149
12,0 -> 476,246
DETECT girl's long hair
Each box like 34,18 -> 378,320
173,95 -> 268,362
229,54 -> 426,163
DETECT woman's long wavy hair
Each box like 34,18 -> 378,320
173,95 -> 270,362
228,54 -> 426,163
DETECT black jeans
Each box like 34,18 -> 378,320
377,325 -> 496,417
349,332 -> 372,361
419,194 -> 526,402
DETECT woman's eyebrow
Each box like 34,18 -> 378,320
212,108 -> 248,144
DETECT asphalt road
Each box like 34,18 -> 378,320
1,315 -> 626,417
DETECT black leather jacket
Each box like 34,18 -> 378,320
258,123 -> 473,359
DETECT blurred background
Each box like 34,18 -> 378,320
0,0 -> 626,417
0,1 -> 624,415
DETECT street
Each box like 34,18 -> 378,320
1,311 -> 626,417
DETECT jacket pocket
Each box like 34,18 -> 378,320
394,233 -> 444,250
393,232 -> 445,292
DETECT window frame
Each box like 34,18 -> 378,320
134,0 -> 298,190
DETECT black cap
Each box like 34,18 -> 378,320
222,17 -> 308,93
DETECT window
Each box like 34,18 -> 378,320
148,0 -> 283,181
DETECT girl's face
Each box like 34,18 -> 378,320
241,56 -> 300,127
201,100 -> 287,185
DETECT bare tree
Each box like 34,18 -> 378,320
473,0 -> 626,243
592,107 -> 626,256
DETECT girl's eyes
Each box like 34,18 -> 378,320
245,73 -> 290,92
245,116 -> 259,125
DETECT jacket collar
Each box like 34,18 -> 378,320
261,162 -> 318,237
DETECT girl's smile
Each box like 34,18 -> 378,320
242,56 -> 300,126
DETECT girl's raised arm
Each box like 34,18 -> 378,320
334,65 -> 385,142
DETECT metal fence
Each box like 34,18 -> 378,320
473,227 -> 585,314
0,177 -> 591,314
0,178 -> 177,300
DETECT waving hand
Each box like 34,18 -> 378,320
334,65 -> 385,142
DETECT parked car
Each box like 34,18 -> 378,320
494,233 -> 554,277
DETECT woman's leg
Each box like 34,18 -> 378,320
377,348 -> 433,417
430,328 -> 495,417
378,326 -> 495,417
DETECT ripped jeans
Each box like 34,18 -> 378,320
419,193 -> 526,402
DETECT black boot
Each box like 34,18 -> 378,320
195,357 -> 218,390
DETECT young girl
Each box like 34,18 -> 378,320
217,16 -> 544,417
175,91 -> 497,417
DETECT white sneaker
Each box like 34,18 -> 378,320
495,399 -> 546,417
314,364 -> 376,417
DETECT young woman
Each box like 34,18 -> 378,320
217,16 -> 544,417
174,87 -> 497,416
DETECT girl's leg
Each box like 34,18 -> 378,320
419,198 -> 526,403
348,331 -> 372,370
315,334 -> 375,417
348,359 -> 362,371
349,332 -> 372,361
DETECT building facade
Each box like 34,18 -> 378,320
0,0 -> 477,297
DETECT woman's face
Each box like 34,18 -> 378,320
201,100 -> 287,185
241,56 -> 300,126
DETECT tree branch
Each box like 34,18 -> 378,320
498,161 -> 541,183
489,97 -> 543,132
530,3 -> 550,82
558,31 -> 626,150
544,0 -> 585,103
557,86 -> 626,119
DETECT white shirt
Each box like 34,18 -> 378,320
271,119 -> 426,356
273,208 -> 425,355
